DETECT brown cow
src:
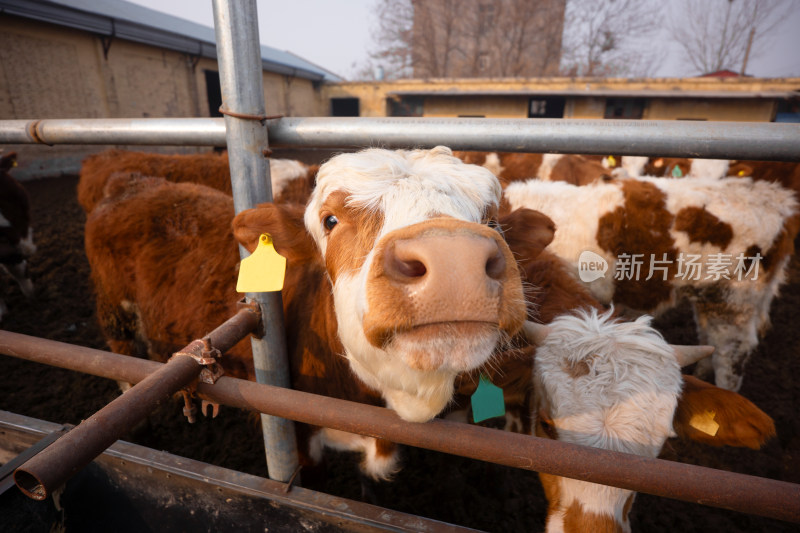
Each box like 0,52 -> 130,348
85,146 -> 553,480
78,149 -> 317,212
0,152 -> 36,322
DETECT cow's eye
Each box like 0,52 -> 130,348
487,218 -> 503,235
323,214 -> 339,231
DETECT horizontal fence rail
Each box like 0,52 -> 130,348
1,330 -> 798,523
1,117 -> 798,161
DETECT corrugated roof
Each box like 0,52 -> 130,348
0,0 -> 340,81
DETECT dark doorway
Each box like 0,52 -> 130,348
331,97 -> 360,116
204,70 -> 223,117
528,97 -> 565,118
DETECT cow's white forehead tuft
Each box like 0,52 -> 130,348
535,308 -> 683,457
304,146 -> 502,251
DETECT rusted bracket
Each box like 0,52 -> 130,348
237,298 -> 263,338
173,338 -> 225,423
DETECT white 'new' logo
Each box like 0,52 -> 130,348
578,250 -> 608,282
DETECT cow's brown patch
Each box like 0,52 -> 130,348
375,438 -> 397,459
564,359 -> 591,378
597,180 -> 677,310
498,152 -> 543,186
675,206 -> 733,249
563,501 -> 623,533
321,190 -> 385,283
550,155 -> 611,186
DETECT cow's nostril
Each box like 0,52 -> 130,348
394,257 -> 427,278
485,248 -> 506,280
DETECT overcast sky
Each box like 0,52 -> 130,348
125,0 -> 800,79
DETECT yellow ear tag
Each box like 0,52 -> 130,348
738,170 -> 746,176
607,155 -> 616,168
236,234 -> 286,293
689,409 -> 719,437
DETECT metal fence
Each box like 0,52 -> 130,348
1,0 -> 799,526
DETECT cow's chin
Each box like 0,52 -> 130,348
387,322 -> 500,372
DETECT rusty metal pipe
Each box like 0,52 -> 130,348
9,307 -> 259,500
197,378 -> 800,523
1,331 -> 798,522
13,355 -> 201,500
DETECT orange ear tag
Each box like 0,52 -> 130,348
689,409 -> 719,437
236,233 -> 286,293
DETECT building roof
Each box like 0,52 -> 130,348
699,69 -> 752,78
0,0 -> 340,82
387,88 -> 799,99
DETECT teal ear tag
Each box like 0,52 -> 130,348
671,165 -> 684,178
471,374 -> 505,423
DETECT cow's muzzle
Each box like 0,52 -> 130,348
363,217 -> 526,371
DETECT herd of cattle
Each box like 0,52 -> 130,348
2,146 -> 798,531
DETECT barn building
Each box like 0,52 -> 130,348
323,77 -> 800,122
0,0 -> 338,177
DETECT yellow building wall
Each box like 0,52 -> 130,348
645,98 -> 775,121
423,96 -> 529,118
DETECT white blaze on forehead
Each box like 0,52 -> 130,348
304,146 -> 502,254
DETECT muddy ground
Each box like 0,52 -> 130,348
0,166 -> 798,532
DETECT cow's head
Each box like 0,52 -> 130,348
524,309 -> 774,532
235,146 -> 552,422
529,310 -> 698,533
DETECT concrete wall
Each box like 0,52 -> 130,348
0,15 -> 324,178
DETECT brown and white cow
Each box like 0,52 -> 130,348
78,149 -> 317,212
86,146 -> 553,479
456,249 -> 775,532
0,152 -> 36,322
503,176 -> 800,391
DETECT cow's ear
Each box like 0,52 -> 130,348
673,375 -> 775,450
499,208 -> 556,267
233,203 -> 318,264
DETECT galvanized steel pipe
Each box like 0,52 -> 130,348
9,307 -> 259,500
1,331 -> 798,522
0,117 -> 798,161
212,0 -> 299,483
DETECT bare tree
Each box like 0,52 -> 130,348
358,0 -> 415,80
560,0 -> 664,77
667,0 -> 792,75
358,0 -> 566,80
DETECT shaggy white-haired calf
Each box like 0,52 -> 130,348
532,309 -> 687,533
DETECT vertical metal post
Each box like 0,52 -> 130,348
211,0 -> 299,482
